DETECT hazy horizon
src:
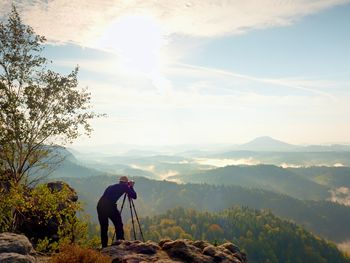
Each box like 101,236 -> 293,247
69,135 -> 350,155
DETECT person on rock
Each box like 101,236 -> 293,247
97,175 -> 137,247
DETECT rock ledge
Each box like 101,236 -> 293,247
102,239 -> 247,263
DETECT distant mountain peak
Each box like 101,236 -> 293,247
238,136 -> 297,152
250,136 -> 284,142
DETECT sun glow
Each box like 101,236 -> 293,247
97,14 -> 166,80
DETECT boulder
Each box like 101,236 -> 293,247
203,245 -> 217,257
103,239 -> 247,263
0,233 -> 33,255
0,253 -> 35,263
0,233 -> 35,263
161,239 -> 211,263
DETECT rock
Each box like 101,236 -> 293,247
128,242 -> 158,254
203,245 -> 216,257
0,233 -> 33,255
102,239 -> 247,263
47,181 -> 78,202
0,253 -> 35,263
0,233 -> 36,263
158,239 -> 172,247
192,240 -> 211,250
219,243 -> 241,254
162,239 -> 210,263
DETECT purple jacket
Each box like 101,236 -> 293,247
101,183 -> 137,204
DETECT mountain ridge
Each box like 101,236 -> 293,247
71,136 -> 350,156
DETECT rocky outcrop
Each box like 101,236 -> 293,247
18,181 -> 78,244
0,232 -> 36,263
47,181 -> 78,202
0,233 -> 247,262
103,239 -> 247,263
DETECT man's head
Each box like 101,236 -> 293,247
119,176 -> 129,184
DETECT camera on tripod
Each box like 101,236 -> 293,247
127,180 -> 135,187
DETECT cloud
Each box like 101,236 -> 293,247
194,158 -> 260,167
1,0 -> 349,46
154,0 -> 350,37
176,63 -> 337,99
80,77 -> 350,145
329,187 -> 350,206
70,59 -> 349,121
55,54 -> 345,100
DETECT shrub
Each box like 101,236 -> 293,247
50,244 -> 111,263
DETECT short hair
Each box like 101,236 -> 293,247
119,176 -> 129,183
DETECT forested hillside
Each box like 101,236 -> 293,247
141,206 -> 350,263
173,164 -> 330,200
62,175 -> 350,243
288,166 -> 350,188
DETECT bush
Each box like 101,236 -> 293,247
0,181 -> 97,252
50,244 -> 111,263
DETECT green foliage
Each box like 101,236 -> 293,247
0,182 -> 95,252
289,166 -> 350,188
0,183 -> 25,232
177,164 -> 329,200
0,6 -> 100,187
142,207 -> 350,263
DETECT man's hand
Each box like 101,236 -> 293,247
128,180 -> 135,187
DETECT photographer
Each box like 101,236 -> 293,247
97,176 -> 137,247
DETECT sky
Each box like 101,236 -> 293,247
1,0 -> 350,148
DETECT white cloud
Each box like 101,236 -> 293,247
54,56 -> 350,127
1,0 -> 349,45
56,55 -> 347,100
176,63 -> 337,99
154,0 -> 350,37
329,187 -> 350,206
195,158 -> 260,167
67,58 -> 350,129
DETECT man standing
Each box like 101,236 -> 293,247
97,176 -> 137,247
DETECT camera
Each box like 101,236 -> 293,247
128,180 -> 135,187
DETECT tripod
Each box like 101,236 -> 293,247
112,193 -> 145,243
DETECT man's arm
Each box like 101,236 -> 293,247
126,183 -> 137,199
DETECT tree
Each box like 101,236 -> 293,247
0,6 -> 99,187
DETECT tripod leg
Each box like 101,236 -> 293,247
120,193 -> 127,213
128,196 -> 137,240
112,193 -> 127,244
130,198 -> 145,242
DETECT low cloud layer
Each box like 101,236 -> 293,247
329,187 -> 350,206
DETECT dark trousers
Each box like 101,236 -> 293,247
97,197 -> 124,247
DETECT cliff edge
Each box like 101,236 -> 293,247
102,239 -> 247,263
0,233 -> 247,262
